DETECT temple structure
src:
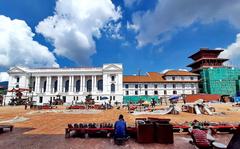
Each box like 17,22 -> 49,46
187,48 -> 228,73
188,48 -> 240,96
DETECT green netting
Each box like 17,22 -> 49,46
123,95 -> 158,103
200,67 -> 240,96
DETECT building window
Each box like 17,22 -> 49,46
154,84 -> 158,88
97,96 -> 99,100
39,97 -> 43,103
76,96 -> 78,100
126,91 -> 129,95
164,90 -> 167,95
63,96 -> 66,103
173,84 -> 176,88
182,84 -> 185,88
65,80 -> 69,92
97,79 -> 103,91
16,85 -> 19,88
192,90 -> 195,94
145,91 -> 148,95
181,77 -> 184,80
110,96 -> 112,100
154,90 -> 158,95
43,80 -> 47,92
125,84 -> 129,89
76,80 -> 80,92
87,79 -> 92,92
111,83 -> 115,92
144,84 -> 148,88
190,77 -> 194,80
135,91 -> 138,95
54,80 -> 58,92
191,84 -> 194,88
173,90 -> 177,94
172,76 -> 175,80
33,81 -> 35,91
111,76 -> 115,81
164,84 -> 167,88
113,96 -> 115,101
135,84 -> 138,88
16,77 -> 20,83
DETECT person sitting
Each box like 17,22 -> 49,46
114,114 -> 128,145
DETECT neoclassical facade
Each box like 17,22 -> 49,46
6,64 -> 123,105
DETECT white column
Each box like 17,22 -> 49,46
82,76 -> 86,92
70,76 -> 74,92
57,76 -> 62,92
68,76 -> 71,92
46,77 -> 50,93
80,76 -> 83,92
93,76 -> 97,92
49,76 -> 52,93
34,77 -> 38,92
36,76 -> 41,93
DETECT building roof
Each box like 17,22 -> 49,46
188,48 -> 224,59
187,58 -> 228,67
164,70 -> 198,76
123,70 -> 198,83
184,94 -> 221,103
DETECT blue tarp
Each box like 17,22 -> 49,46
233,97 -> 240,102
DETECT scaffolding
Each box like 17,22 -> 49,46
200,67 -> 240,96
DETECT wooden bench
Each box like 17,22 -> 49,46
0,125 -> 13,133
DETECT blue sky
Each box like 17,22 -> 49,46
0,0 -> 240,75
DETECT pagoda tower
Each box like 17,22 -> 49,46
187,48 -> 228,73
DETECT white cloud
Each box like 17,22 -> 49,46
220,33 -> 240,66
126,21 -> 138,31
36,0 -> 121,65
0,15 -> 59,68
132,0 -> 240,47
0,72 -> 9,82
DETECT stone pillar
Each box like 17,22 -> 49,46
70,76 -> 74,92
80,76 -> 83,92
48,76 -> 52,93
35,76 -> 40,93
57,76 -> 62,92
93,76 -> 97,92
82,76 -> 85,92
34,77 -> 38,92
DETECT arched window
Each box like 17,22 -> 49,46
97,79 -> 103,91
173,90 -> 177,94
54,80 -> 58,92
43,80 -> 47,92
87,79 -> 92,92
111,83 -> 115,93
76,80 -> 80,92
65,80 -> 69,92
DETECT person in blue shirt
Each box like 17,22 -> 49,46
114,114 -> 127,140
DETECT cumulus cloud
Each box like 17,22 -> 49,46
36,0 -> 121,65
0,72 -> 9,82
220,33 -> 240,66
0,15 -> 59,68
132,0 -> 240,47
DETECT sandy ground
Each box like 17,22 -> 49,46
0,103 -> 239,149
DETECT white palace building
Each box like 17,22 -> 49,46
5,64 -> 123,105
5,63 -> 199,105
